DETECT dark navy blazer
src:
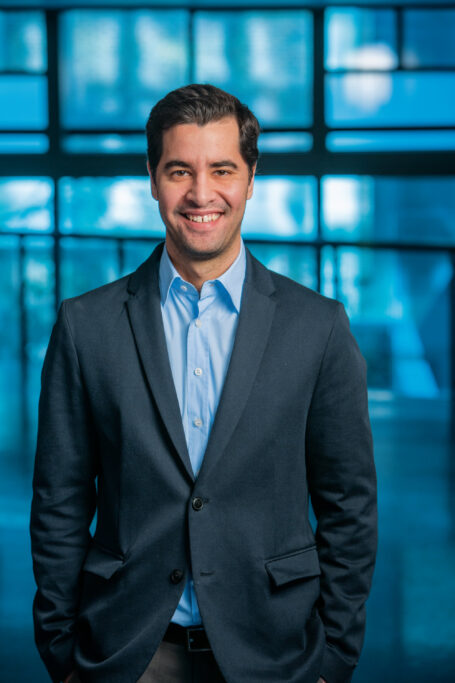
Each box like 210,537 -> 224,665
30,244 -> 377,683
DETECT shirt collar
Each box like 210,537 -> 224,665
159,240 -> 246,313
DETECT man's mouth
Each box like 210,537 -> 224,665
183,213 -> 222,224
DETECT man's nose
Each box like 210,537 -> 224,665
185,173 -> 215,206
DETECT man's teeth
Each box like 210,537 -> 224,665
185,213 -> 221,223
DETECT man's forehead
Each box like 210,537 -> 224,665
160,117 -> 243,163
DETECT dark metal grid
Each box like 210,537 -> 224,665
0,3 -> 454,452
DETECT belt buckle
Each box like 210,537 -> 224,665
186,626 -> 211,652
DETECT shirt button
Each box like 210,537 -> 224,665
181,284 -> 188,291
195,319 -> 202,328
170,569 -> 184,584
194,368 -> 203,376
193,418 -> 203,428
192,497 -> 204,511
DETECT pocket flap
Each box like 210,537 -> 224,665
265,546 -> 320,587
82,542 -> 124,579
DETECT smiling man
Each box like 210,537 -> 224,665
31,84 -> 377,683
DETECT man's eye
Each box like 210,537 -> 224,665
172,170 -> 189,177
215,169 -> 229,176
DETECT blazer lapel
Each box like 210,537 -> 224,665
126,243 -> 194,482
199,249 -> 276,479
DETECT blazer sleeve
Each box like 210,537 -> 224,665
30,301 -> 98,683
306,303 -> 377,683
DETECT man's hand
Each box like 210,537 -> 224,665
63,672 -> 79,683
317,678 -> 327,683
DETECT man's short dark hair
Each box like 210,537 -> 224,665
146,83 -> 260,180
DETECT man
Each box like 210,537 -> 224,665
31,84 -> 377,683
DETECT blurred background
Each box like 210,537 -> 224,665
0,0 -> 454,680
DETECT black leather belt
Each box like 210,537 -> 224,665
163,622 -> 212,652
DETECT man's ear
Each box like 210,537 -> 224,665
247,163 -> 256,200
147,160 -> 158,200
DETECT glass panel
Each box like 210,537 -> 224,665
326,72 -> 455,128
326,130 -> 455,152
325,8 -> 397,70
121,240 -> 160,277
0,236 -> 21,456
243,176 -> 316,241
60,237 -> 120,300
247,243 -> 317,290
59,177 -> 162,237
321,176 -> 455,246
60,10 -> 189,129
24,236 -> 55,453
404,10 -> 455,68
195,10 -> 313,127
0,133 -> 48,153
259,132 -> 313,153
0,75 -> 47,129
0,178 -> 53,232
321,247 -> 452,399
0,11 -> 47,72
63,134 -> 145,154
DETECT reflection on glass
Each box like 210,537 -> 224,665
325,8 -> 397,70
195,10 -> 313,127
0,133 -> 49,153
0,236 -> 21,455
403,10 -> 455,67
326,131 -> 455,152
24,237 -> 55,452
259,132 -> 313,153
0,11 -> 47,72
121,240 -> 160,277
0,178 -> 53,232
326,72 -> 455,127
60,237 -> 120,300
243,176 -> 316,241
322,176 -> 455,246
63,134 -> 145,154
247,243 -> 317,290
60,10 -> 189,129
321,247 -> 452,399
0,75 -> 47,129
59,177 -> 163,236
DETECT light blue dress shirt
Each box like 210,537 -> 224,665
159,240 -> 246,626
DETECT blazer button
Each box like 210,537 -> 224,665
192,497 -> 204,511
170,569 -> 184,584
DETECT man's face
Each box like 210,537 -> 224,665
149,116 -> 255,265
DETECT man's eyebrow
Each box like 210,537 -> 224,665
210,160 -> 238,169
163,159 -> 192,171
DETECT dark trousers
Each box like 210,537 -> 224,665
137,639 -> 226,683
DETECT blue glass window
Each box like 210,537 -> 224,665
403,10 -> 455,68
0,75 -> 47,129
325,8 -> 397,70
60,237 -> 120,300
62,134 -> 145,154
0,11 -> 47,72
326,131 -> 455,153
0,133 -> 49,153
0,178 -> 53,232
194,10 -> 313,128
322,176 -> 455,246
60,10 -> 189,129
243,176 -> 317,241
59,177 -> 162,237
326,72 -> 455,127
24,236 -> 55,448
321,247 -> 451,399
247,243 -> 317,291
0,236 -> 21,454
121,240 -> 160,277
259,133 -> 313,153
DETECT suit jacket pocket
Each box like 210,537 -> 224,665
265,545 -> 320,587
82,541 -> 125,580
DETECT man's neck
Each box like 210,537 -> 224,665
165,241 -> 242,292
